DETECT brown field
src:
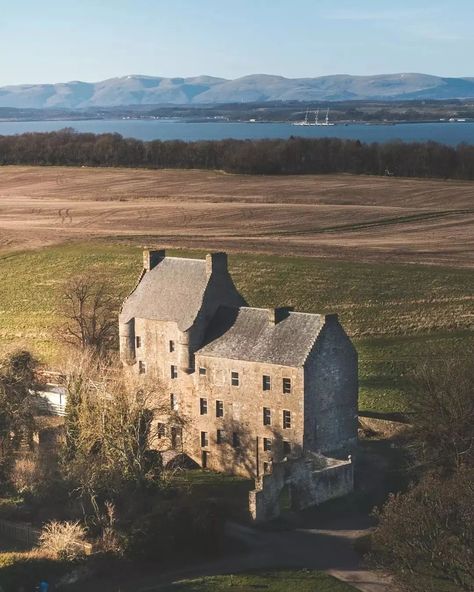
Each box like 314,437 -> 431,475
0,165 -> 473,266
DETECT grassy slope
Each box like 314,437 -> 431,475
0,243 -> 472,413
158,570 -> 356,591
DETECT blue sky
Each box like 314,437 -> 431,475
1,0 -> 473,85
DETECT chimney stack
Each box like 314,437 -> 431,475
206,252 -> 228,277
268,307 -> 293,325
143,249 -> 165,271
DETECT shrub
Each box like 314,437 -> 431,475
39,520 -> 88,561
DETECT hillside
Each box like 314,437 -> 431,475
2,73 -> 474,108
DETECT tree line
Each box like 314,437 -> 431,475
1,128 -> 474,179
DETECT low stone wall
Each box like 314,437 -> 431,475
249,454 -> 353,522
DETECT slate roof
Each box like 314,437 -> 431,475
197,306 -> 325,367
120,257 -> 209,331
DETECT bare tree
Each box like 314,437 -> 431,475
59,275 -> 119,356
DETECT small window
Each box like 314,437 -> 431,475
263,407 -> 272,426
200,398 -> 208,415
262,375 -> 271,391
216,400 -> 224,418
171,426 -> 182,449
171,365 -> 178,379
157,423 -> 166,439
138,361 -> 146,374
283,410 -> 292,429
263,461 -> 271,474
199,367 -> 207,376
202,450 -> 209,468
283,377 -> 292,394
170,393 -> 178,411
201,431 -> 208,447
283,441 -> 291,455
232,432 -> 240,448
169,340 -> 175,352
216,429 -> 225,444
231,371 -> 239,387
136,336 -> 141,348
263,437 -> 272,452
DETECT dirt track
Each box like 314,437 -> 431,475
0,166 -> 473,266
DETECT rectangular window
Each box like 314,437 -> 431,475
202,450 -> 209,468
169,340 -> 175,352
231,371 -> 239,387
216,429 -> 225,444
157,423 -> 166,439
283,377 -> 292,394
283,410 -> 292,429
136,336 -> 141,348
283,441 -> 291,455
171,426 -> 182,449
138,361 -> 146,374
232,432 -> 240,448
171,365 -> 178,379
263,437 -> 272,452
199,367 -> 207,376
263,375 -> 271,391
201,431 -> 208,447
170,393 -> 178,411
263,407 -> 272,426
263,461 -> 271,474
200,398 -> 208,415
216,400 -> 224,418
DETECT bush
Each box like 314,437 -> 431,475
39,520 -> 88,561
371,468 -> 474,592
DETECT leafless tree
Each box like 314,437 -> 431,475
59,275 -> 119,356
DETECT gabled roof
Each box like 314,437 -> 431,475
197,306 -> 325,367
121,257 -> 209,331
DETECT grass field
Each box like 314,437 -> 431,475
157,571 -> 357,591
0,243 -> 472,413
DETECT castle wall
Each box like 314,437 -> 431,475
249,456 -> 353,522
189,354 -> 305,478
303,316 -> 358,456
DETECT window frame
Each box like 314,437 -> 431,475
171,364 -> 178,379
138,360 -> 146,374
283,409 -> 292,429
169,340 -> 175,352
200,397 -> 208,415
262,375 -> 271,391
216,400 -> 224,418
263,407 -> 272,426
200,431 -> 209,447
231,371 -> 240,387
263,437 -> 272,452
283,377 -> 292,394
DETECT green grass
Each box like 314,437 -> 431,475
0,243 -> 472,413
158,570 -> 357,591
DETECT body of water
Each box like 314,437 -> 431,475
0,119 -> 473,145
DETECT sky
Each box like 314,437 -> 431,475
0,0 -> 473,86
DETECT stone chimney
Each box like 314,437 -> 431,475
143,249 -> 165,271
206,252 -> 228,278
267,307 -> 293,325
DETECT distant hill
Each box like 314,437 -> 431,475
1,73 -> 474,108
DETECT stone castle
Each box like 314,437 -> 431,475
119,250 -> 358,520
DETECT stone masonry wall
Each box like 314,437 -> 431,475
249,455 -> 353,522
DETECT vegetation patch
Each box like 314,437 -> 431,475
158,570 -> 357,591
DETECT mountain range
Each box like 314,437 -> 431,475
1,73 -> 474,109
